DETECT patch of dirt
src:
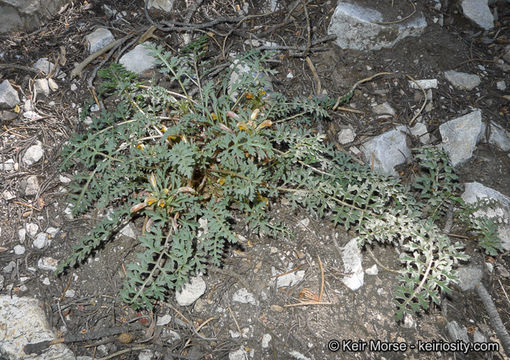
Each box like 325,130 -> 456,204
1,0 -> 510,359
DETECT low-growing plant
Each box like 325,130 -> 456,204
58,40 -> 501,321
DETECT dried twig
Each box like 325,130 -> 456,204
70,36 -> 129,79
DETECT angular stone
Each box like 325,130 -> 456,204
34,78 -> 50,96
328,2 -> 427,51
0,159 -> 15,171
0,0 -> 70,33
0,80 -> 20,109
337,127 -> 356,144
409,79 -> 438,90
440,110 -> 482,166
232,288 -> 259,305
119,43 -> 157,74
275,270 -> 305,289
444,70 -> 481,90
372,102 -> 395,117
85,28 -> 115,54
147,0 -> 175,12
13,245 -> 25,255
22,144 -> 44,166
33,232 -> 50,249
342,238 -> 364,290
175,275 -> 206,306
479,121 -> 510,151
461,0 -> 494,30
26,223 -> 39,236
22,175 -> 40,196
33,58 -> 56,76
360,126 -> 411,176
410,122 -> 430,144
0,295 -> 75,359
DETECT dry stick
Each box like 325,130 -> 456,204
305,57 -> 321,95
366,247 -> 400,274
70,37 -> 128,79
302,0 -> 312,56
475,283 -> 510,356
23,325 -> 138,355
332,72 -> 393,111
0,63 -> 42,75
406,74 -> 427,126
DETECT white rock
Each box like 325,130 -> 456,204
0,159 -> 15,171
161,328 -> 181,343
2,190 -> 15,200
409,79 -> 438,89
497,81 -> 506,91
0,295 -> 75,359
65,289 -> 75,298
175,275 -> 206,306
479,121 -> 510,151
232,288 -> 259,305
147,0 -> 175,12
23,175 -> 40,196
0,79 -> 20,109
46,227 -> 60,237
18,228 -> 26,242
337,127 -> 356,144
360,126 -> 411,176
156,314 -> 172,326
440,109 -> 482,166
34,78 -> 50,96
42,277 -> 51,285
13,245 -> 25,255
402,314 -> 416,329
372,102 -> 395,117
23,144 -> 44,166
64,204 -> 74,219
444,70 -> 481,90
342,238 -> 364,290
26,223 -> 39,236
48,79 -> 59,92
119,43 -> 157,74
327,2 -> 427,51
33,58 -> 57,76
229,347 -> 249,360
461,0 -> 494,30
138,350 -> 154,360
70,83 -> 78,91
120,224 -> 136,239
3,261 -> 15,274
33,232 -> 49,249
262,333 -> 272,348
410,122 -> 430,144
365,264 -> 378,275
276,270 -> 305,289
23,110 -> 43,120
37,257 -> 59,271
59,175 -> 72,184
85,28 -> 115,54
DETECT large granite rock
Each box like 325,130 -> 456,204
0,0 -> 71,33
